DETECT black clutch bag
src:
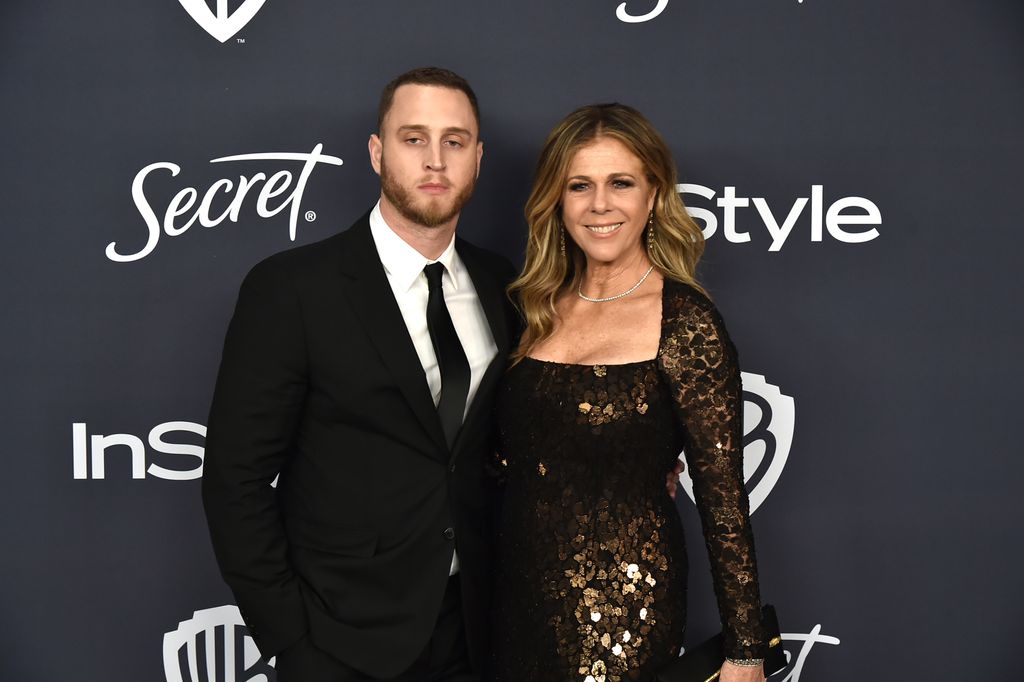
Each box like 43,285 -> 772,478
654,605 -> 786,682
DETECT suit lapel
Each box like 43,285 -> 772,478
452,239 -> 512,458
457,238 -> 512,361
337,215 -> 448,457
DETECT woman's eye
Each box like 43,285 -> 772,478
568,182 -> 589,192
613,179 -> 635,189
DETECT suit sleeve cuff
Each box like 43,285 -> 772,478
234,581 -> 308,658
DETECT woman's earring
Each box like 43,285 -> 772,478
560,228 -> 566,257
646,212 -> 656,252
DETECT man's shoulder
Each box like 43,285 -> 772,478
455,237 -> 518,285
244,212 -> 370,286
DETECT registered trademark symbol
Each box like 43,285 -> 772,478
305,211 -> 317,222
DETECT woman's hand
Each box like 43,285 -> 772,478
665,458 -> 685,499
719,660 -> 765,682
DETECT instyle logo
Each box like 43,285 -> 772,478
615,0 -> 805,23
72,421 -> 284,486
680,184 -> 882,252
179,0 -> 267,43
164,605 -> 275,682
72,421 -> 206,480
777,626 -> 841,682
677,372 -> 795,513
109,144 -> 343,263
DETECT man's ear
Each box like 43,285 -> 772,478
475,140 -> 483,178
368,134 -> 383,175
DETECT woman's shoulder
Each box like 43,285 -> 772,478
658,276 -> 736,356
660,276 -> 719,323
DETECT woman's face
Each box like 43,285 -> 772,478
560,136 -> 656,267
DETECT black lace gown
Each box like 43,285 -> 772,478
492,280 -> 766,682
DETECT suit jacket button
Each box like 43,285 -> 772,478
443,527 -> 455,540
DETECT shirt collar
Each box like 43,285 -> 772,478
369,200 -> 459,292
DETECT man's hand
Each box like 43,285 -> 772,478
666,458 -> 685,499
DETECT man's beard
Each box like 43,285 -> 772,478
380,156 -> 475,228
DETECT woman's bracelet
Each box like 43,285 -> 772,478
725,657 -> 764,667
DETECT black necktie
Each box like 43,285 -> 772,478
423,262 -> 471,449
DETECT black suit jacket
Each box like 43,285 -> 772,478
202,211 -> 517,678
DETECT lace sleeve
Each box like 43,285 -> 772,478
657,282 -> 767,660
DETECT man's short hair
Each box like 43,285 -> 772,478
377,66 -> 480,135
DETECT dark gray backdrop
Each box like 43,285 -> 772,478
2,1 -> 1021,680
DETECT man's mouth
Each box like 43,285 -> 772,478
418,182 -> 450,195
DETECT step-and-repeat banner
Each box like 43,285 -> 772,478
3,1 -> 1021,680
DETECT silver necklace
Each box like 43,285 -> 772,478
577,265 -> 655,303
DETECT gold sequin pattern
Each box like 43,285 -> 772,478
538,495 -> 682,681
573,368 -> 653,428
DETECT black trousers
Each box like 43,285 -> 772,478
275,575 -> 477,682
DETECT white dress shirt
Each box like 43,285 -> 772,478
369,201 -> 498,575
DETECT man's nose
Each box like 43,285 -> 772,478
425,141 -> 446,171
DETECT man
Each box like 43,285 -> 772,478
202,67 -> 517,682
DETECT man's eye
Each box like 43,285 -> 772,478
444,139 -> 463,148
405,137 -> 425,144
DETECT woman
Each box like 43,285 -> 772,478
492,104 -> 767,682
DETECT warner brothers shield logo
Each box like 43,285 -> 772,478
164,606 -> 276,682
678,373 -> 795,514
178,0 -> 267,42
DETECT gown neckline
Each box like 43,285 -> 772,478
521,355 -> 658,368
521,279 -> 670,369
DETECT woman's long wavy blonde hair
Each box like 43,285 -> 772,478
509,103 -> 707,362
